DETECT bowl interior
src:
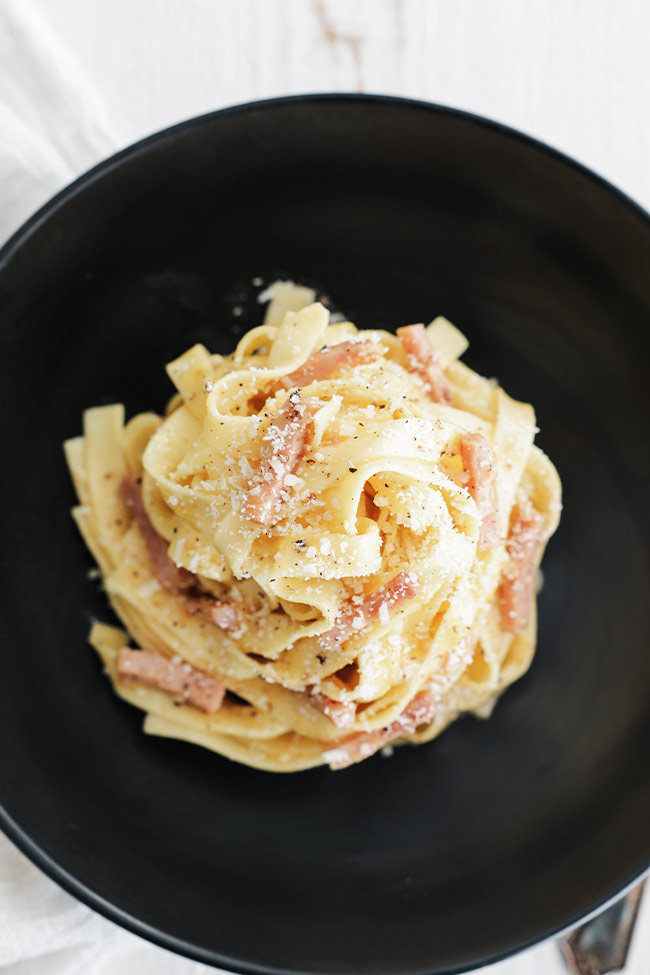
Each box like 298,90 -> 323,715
0,96 -> 649,975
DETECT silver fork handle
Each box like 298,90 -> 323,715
559,881 -> 646,974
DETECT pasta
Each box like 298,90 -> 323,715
65,282 -> 561,772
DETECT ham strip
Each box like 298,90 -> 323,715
121,474 -> 243,633
116,647 -> 225,713
308,690 -> 356,729
323,687 -> 437,770
397,324 -> 451,404
121,473 -> 195,593
185,594 -> 242,634
498,498 -> 546,633
271,340 -> 381,393
319,571 -> 420,651
459,433 -> 500,549
242,392 -> 321,525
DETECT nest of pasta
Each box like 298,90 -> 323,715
65,282 -> 561,771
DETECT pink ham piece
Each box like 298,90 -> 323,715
308,690 -> 356,729
498,498 -> 546,634
319,571 -> 421,651
116,647 -> 225,713
271,340 -> 381,392
121,474 -> 242,634
120,473 -> 195,594
185,594 -> 242,634
242,392 -> 322,525
397,324 -> 451,404
459,433 -> 500,549
323,687 -> 437,770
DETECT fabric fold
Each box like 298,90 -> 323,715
0,0 -> 119,244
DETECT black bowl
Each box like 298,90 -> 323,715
1,95 -> 649,975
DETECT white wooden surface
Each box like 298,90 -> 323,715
15,1 -> 650,973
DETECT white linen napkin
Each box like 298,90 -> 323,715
0,0 -> 118,245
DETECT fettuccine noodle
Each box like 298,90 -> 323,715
65,282 -> 561,771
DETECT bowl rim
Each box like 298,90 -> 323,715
3,91 -> 650,273
1,91 -> 649,974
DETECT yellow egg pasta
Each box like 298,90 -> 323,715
65,284 -> 561,771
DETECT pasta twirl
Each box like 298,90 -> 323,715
65,285 -> 561,772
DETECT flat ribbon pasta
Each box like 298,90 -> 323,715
65,284 -> 561,771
